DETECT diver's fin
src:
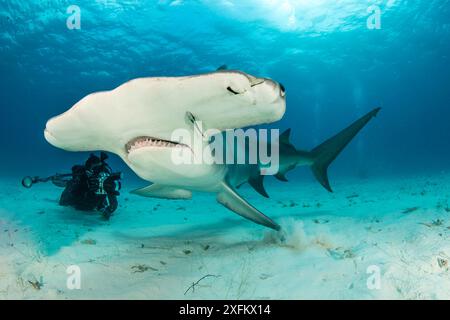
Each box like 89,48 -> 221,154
217,65 -> 228,71
248,175 -> 269,198
217,182 -> 280,230
275,173 -> 288,182
309,108 -> 381,192
279,128 -> 291,145
131,184 -> 192,200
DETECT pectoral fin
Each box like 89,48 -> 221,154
249,175 -> 269,198
131,184 -> 192,200
216,182 -> 280,230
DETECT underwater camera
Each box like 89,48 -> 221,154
101,172 -> 123,195
21,176 -> 36,188
22,172 -> 122,193
22,174 -> 74,188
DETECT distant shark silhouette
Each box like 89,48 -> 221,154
44,69 -> 380,231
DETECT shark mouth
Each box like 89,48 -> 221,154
125,136 -> 188,153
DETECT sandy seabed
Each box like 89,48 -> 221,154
1,173 -> 449,299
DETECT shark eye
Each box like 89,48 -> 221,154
227,86 -> 241,95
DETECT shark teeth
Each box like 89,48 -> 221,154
126,136 -> 186,153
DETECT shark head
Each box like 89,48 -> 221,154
44,70 -> 286,184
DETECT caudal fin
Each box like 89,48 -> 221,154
310,108 -> 381,192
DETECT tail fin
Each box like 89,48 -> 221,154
310,108 -> 381,192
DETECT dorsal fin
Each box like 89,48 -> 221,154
249,175 -> 269,198
217,65 -> 227,71
280,128 -> 291,145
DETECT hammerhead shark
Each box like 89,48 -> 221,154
44,69 -> 380,230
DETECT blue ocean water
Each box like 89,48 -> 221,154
1,0 -> 449,179
2,1 -> 450,301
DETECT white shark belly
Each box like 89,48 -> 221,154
124,150 -> 227,192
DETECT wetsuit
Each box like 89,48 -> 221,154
59,153 -> 120,219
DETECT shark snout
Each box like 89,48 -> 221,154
250,78 -> 286,122
44,116 -> 62,148
246,73 -> 285,99
44,127 -> 58,147
44,115 -> 78,150
279,83 -> 286,98
261,78 -> 286,100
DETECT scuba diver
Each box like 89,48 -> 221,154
22,152 -> 122,220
